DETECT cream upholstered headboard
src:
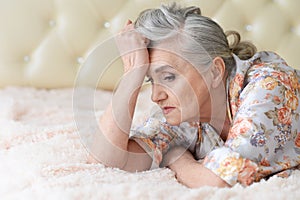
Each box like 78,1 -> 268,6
0,0 -> 299,90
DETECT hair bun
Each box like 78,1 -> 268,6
225,30 -> 257,60
225,30 -> 240,50
183,6 -> 201,17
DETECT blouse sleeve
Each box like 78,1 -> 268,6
130,115 -> 226,170
204,63 -> 300,186
129,113 -> 175,169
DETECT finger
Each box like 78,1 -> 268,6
125,19 -> 132,26
122,20 -> 134,32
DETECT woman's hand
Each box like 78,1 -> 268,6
115,20 -> 150,74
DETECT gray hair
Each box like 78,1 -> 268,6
134,3 -> 257,73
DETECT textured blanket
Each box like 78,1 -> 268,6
0,87 -> 299,200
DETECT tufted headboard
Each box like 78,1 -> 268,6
0,0 -> 299,90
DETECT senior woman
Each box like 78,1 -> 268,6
87,3 -> 300,188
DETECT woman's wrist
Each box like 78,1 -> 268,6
167,149 -> 195,171
120,65 -> 148,88
161,146 -> 194,168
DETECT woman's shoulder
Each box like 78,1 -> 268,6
248,51 -> 298,82
249,51 -> 294,70
233,51 -> 299,84
229,51 -> 299,112
234,51 -> 294,71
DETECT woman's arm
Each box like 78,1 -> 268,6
87,20 -> 152,171
164,147 -> 230,188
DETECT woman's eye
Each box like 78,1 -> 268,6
163,74 -> 175,82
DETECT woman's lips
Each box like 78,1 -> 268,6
162,106 -> 176,115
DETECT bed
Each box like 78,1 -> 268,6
0,0 -> 299,199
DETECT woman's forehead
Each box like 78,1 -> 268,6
149,49 -> 202,72
149,48 -> 187,66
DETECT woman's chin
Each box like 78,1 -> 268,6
165,115 -> 201,125
164,116 -> 182,126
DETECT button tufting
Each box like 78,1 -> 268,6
0,0 -> 298,90
49,20 -> 56,27
23,55 -> 30,63
245,24 -> 253,32
77,57 -> 84,64
104,21 -> 111,28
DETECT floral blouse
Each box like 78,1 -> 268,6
130,51 -> 300,186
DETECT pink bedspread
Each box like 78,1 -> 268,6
0,87 -> 299,199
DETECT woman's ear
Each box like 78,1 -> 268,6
211,57 -> 226,88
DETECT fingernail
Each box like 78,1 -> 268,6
125,19 -> 132,25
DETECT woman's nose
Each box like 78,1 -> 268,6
151,83 -> 167,103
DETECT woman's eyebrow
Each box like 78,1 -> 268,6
154,65 -> 173,73
146,65 -> 174,77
